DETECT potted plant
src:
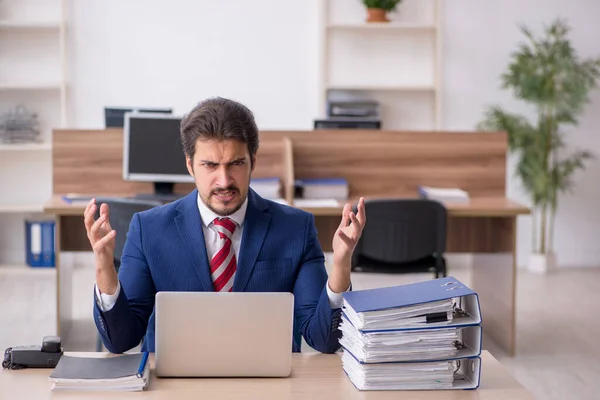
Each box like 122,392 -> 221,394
479,19 -> 600,273
361,0 -> 403,23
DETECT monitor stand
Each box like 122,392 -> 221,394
134,182 -> 183,202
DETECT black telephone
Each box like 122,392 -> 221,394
2,336 -> 63,370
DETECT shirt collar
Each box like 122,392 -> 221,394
197,192 -> 248,228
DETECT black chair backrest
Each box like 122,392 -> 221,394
94,198 -> 162,270
356,199 -> 447,264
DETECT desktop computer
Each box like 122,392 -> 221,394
123,113 -> 191,201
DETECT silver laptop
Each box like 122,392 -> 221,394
154,291 -> 294,378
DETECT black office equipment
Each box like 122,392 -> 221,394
351,199 -> 447,278
313,118 -> 381,130
314,99 -> 381,130
104,107 -> 173,128
2,336 -> 63,369
123,113 -> 191,199
327,100 -> 380,118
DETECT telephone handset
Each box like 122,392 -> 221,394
2,336 -> 63,369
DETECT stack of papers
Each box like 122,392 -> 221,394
343,298 -> 454,331
418,186 -> 470,203
250,177 -> 281,199
296,178 -> 349,200
339,277 -> 483,391
341,351 -> 455,390
49,352 -> 150,392
340,322 -> 459,362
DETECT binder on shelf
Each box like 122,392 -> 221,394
294,178 -> 349,200
250,177 -> 282,199
25,220 -> 55,268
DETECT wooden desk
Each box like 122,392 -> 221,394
0,351 -> 535,399
46,128 -> 530,356
44,195 -> 528,357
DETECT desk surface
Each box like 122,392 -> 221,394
0,351 -> 534,399
44,195 -> 530,218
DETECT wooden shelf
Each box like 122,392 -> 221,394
327,22 -> 436,31
0,143 -> 51,151
0,21 -> 61,30
0,204 -> 45,213
326,84 -> 435,91
0,82 -> 63,91
0,264 -> 55,273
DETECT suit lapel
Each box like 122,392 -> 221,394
174,190 -> 214,292
233,189 -> 270,292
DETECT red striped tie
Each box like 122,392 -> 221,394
210,217 -> 237,292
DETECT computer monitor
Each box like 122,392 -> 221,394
105,107 -> 173,128
123,113 -> 192,198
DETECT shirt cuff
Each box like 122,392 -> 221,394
326,279 -> 351,309
95,281 -> 121,312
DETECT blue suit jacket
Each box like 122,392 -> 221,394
94,189 -> 343,354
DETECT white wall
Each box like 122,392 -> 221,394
62,0 -> 600,268
67,0 -> 318,130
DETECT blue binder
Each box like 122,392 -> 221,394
341,276 -> 481,330
339,277 -> 482,390
25,220 -> 55,268
341,350 -> 482,391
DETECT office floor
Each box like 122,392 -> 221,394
1,254 -> 598,399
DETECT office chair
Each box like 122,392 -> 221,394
351,198 -> 447,279
94,198 -> 162,351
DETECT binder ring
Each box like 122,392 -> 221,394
446,286 -> 464,291
441,281 -> 457,286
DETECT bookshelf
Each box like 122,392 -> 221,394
316,0 -> 442,130
0,0 -> 67,268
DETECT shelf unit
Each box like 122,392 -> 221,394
0,0 -> 67,268
316,0 -> 443,130
0,142 -> 52,151
0,20 -> 61,30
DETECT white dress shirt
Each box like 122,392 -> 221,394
95,194 -> 347,311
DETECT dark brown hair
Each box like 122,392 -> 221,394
180,97 -> 259,166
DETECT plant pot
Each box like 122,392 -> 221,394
366,8 -> 389,23
527,251 -> 556,274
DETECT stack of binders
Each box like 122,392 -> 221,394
339,277 -> 482,391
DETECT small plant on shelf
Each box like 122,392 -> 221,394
361,0 -> 403,23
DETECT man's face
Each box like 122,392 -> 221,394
186,138 -> 255,216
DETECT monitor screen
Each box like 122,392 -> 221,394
105,107 -> 173,128
123,113 -> 192,183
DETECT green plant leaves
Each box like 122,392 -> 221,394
478,18 -> 600,253
361,0 -> 403,12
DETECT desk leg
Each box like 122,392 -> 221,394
55,216 -> 72,340
314,216 -> 338,252
55,215 -> 89,343
457,217 -> 517,356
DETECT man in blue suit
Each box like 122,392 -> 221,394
85,97 -> 366,354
